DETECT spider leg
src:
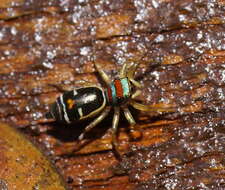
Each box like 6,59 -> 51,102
126,63 -> 142,88
131,90 -> 142,99
75,80 -> 96,87
127,62 -> 138,78
78,107 -> 111,140
94,63 -> 111,85
119,62 -> 142,88
129,78 -> 142,88
130,100 -> 177,112
123,106 -> 142,140
112,107 -> 120,156
122,106 -> 136,126
119,63 -> 128,78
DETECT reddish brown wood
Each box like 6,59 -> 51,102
0,0 -> 224,189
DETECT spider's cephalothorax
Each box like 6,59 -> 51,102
46,62 -> 151,155
105,78 -> 131,106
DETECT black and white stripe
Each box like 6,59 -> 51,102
48,87 -> 106,123
59,94 -> 71,124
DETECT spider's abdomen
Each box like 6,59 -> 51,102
48,87 -> 106,124
105,78 -> 131,106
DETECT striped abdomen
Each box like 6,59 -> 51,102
105,78 -> 131,106
48,87 -> 106,124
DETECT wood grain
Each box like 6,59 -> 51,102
0,0 -> 224,189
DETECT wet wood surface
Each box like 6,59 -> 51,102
0,0 -> 225,189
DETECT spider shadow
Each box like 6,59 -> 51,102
46,107 -> 143,156
47,116 -> 112,143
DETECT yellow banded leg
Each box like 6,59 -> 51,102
119,63 -> 128,78
130,100 -> 177,112
123,106 -> 136,125
127,63 -> 137,78
123,106 -> 142,140
131,90 -> 142,99
112,107 -> 120,157
78,107 -> 111,140
130,100 -> 161,112
126,63 -> 142,88
75,80 -> 96,87
129,78 -> 142,88
94,63 -> 111,84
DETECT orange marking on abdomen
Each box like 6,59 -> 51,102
67,99 -> 75,109
114,79 -> 123,98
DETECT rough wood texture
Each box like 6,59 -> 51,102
0,0 -> 225,189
